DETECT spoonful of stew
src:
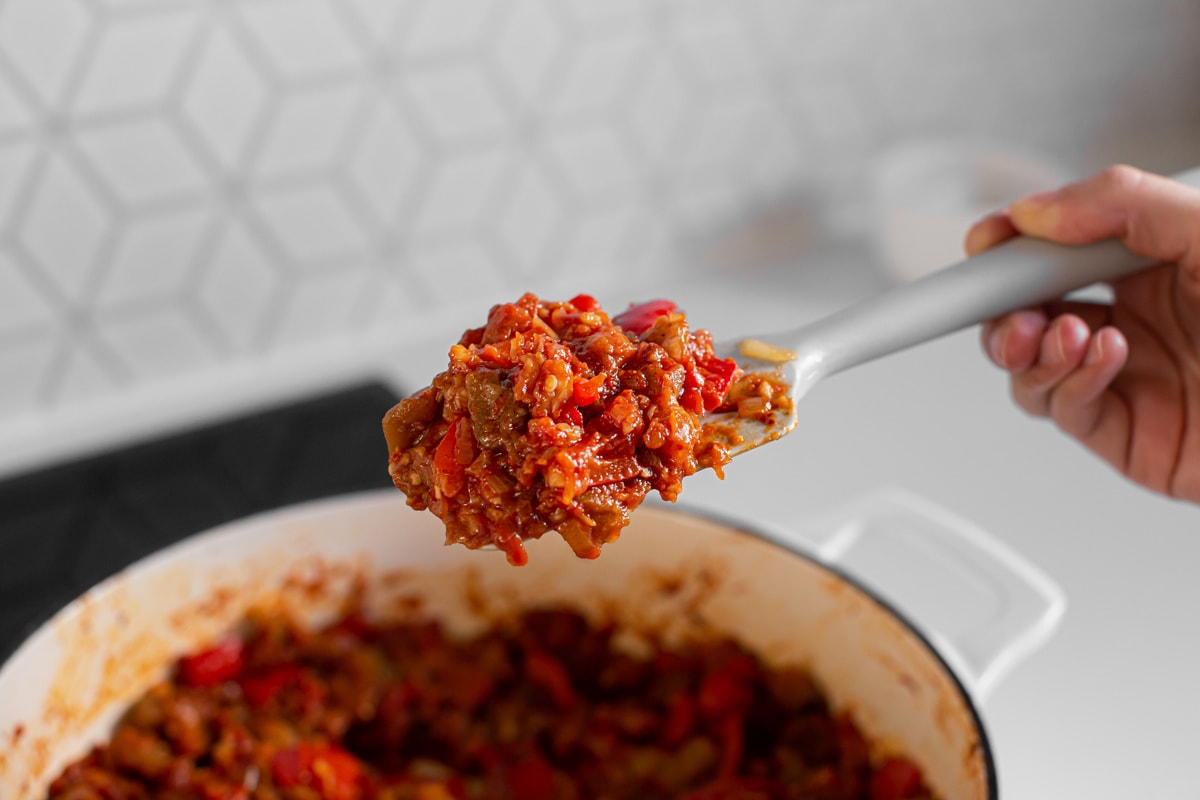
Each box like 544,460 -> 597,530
383,292 -> 755,565
384,216 -> 1183,565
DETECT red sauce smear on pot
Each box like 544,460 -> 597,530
46,608 -> 939,800
383,293 -> 769,565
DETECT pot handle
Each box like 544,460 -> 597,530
792,487 -> 1065,701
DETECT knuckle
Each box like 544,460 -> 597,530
1096,164 -> 1145,195
1011,382 -> 1048,418
1048,390 -> 1083,435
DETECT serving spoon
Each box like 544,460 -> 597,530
711,165 -> 1200,456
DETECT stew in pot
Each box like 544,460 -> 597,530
46,607 -> 938,800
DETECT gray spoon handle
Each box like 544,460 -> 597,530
789,166 -> 1200,379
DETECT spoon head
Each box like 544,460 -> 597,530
704,338 -> 814,457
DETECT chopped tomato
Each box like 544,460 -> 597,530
661,693 -> 696,746
478,344 -> 509,366
571,374 -> 604,407
568,294 -> 601,313
698,355 -> 738,411
698,655 -> 757,720
240,664 -> 305,707
433,418 -> 464,474
681,361 -> 705,415
612,299 -> 677,335
501,756 -> 558,800
525,649 -> 577,710
716,714 -> 744,779
271,743 -> 363,800
869,756 -> 924,800
177,637 -> 244,688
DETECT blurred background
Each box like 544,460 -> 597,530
2,0 -> 1199,471
4,3 -> 1200,797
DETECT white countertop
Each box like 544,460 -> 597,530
381,252 -> 1200,799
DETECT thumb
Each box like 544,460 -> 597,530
1010,164 -> 1200,351
1009,165 -> 1200,277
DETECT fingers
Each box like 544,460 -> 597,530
982,309 -> 1046,371
1046,326 -> 1129,440
981,301 -> 1113,371
983,310 -> 1130,439
1008,314 -> 1092,417
964,211 -> 1019,257
1007,165 -> 1200,269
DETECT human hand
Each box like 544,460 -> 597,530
968,165 -> 1200,501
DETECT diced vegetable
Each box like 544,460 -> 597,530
271,743 -> 363,800
568,293 -> 601,313
433,417 -> 464,475
870,756 -> 925,800
177,637 -> 244,687
524,649 -> 578,710
240,664 -> 304,707
612,299 -> 678,335
698,355 -> 739,412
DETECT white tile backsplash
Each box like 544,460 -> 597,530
1,0 -> 1199,474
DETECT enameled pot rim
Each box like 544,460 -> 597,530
1,489 -> 1000,799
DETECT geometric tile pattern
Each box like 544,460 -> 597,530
0,0 -> 1198,421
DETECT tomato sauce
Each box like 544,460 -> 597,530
383,294 -> 752,565
46,608 -> 939,800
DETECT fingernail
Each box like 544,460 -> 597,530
988,325 -> 1006,365
1083,330 -> 1104,366
1049,325 -> 1066,363
1015,189 -> 1058,207
1044,318 -> 1079,364
1062,318 -> 1088,356
1010,190 -> 1062,236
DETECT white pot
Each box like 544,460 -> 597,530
0,488 -> 1063,799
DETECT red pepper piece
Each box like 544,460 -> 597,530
433,417 -> 464,474
478,344 -> 509,366
698,355 -> 738,412
661,693 -> 696,746
568,294 -> 600,313
177,637 -> 244,688
612,299 -> 677,335
681,361 -> 705,415
571,374 -> 604,407
525,649 -> 578,710
240,664 -> 305,707
698,655 -> 757,720
271,743 -> 363,800
869,757 -> 924,800
565,405 -> 583,426
716,715 -> 744,779
502,756 -> 558,800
